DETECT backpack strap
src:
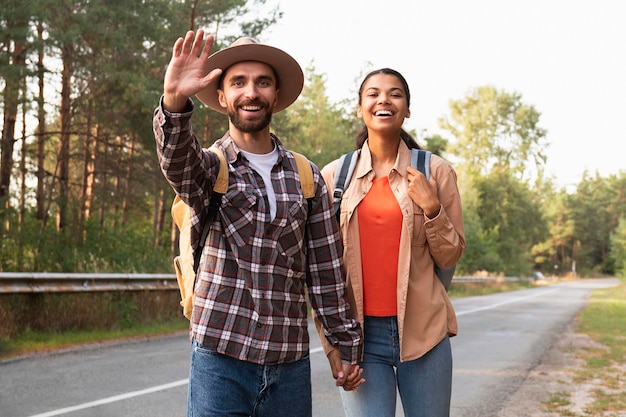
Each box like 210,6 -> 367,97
194,146 -> 228,273
411,148 -> 432,180
332,150 -> 359,217
333,149 -> 429,217
194,147 -> 315,272
410,148 -> 456,291
290,151 -> 315,199
210,146 -> 229,194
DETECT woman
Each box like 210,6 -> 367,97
317,68 -> 465,417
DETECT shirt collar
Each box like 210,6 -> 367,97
216,132 -> 291,167
356,139 -> 412,179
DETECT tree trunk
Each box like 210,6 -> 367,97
81,121 -> 97,232
153,189 -> 163,248
97,132 -> 109,243
121,135 -> 136,226
17,88 -> 27,269
153,188 -> 170,249
57,46 -> 73,231
0,39 -> 27,202
0,109 -> 17,202
36,21 -> 47,221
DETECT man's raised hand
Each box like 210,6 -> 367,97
163,29 -> 222,112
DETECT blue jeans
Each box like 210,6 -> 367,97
340,316 -> 452,417
188,339 -> 312,417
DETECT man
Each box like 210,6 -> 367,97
153,29 -> 363,417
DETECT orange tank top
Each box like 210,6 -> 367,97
358,176 -> 402,316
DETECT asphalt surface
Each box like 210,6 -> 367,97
0,278 -> 618,417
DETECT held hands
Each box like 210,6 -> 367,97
163,29 -> 223,112
327,349 -> 365,392
406,166 -> 441,218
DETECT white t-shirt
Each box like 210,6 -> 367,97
240,146 -> 279,220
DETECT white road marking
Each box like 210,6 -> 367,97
26,379 -> 188,417
28,348 -> 327,416
27,287 -> 560,416
456,287 -> 558,316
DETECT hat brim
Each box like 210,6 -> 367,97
195,43 -> 304,114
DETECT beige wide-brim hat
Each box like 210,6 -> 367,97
196,37 -> 304,114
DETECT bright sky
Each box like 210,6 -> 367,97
260,0 -> 626,188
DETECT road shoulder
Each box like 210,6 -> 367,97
497,321 -> 606,416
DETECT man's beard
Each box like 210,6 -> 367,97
228,100 -> 273,133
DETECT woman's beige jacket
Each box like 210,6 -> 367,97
316,140 -> 465,362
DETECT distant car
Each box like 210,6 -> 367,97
532,271 -> 546,280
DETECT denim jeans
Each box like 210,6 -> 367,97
340,316 -> 452,417
188,339 -> 312,417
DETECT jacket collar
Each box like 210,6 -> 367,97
355,139 -> 412,179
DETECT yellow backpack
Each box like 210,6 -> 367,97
171,146 -> 315,319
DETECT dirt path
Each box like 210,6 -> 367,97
497,322 -> 612,417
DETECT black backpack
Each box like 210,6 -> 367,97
331,148 -> 455,291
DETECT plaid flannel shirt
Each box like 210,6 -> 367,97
153,99 -> 362,365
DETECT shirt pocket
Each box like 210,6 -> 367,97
220,185 -> 258,247
276,198 -> 308,271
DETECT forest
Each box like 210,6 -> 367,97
1,0 -> 625,279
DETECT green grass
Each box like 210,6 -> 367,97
0,290 -> 188,361
542,391 -> 572,414
542,277 -> 626,416
0,319 -> 188,361
447,279 -> 534,297
571,278 -> 626,415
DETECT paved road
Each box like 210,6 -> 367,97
0,278 -> 617,417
